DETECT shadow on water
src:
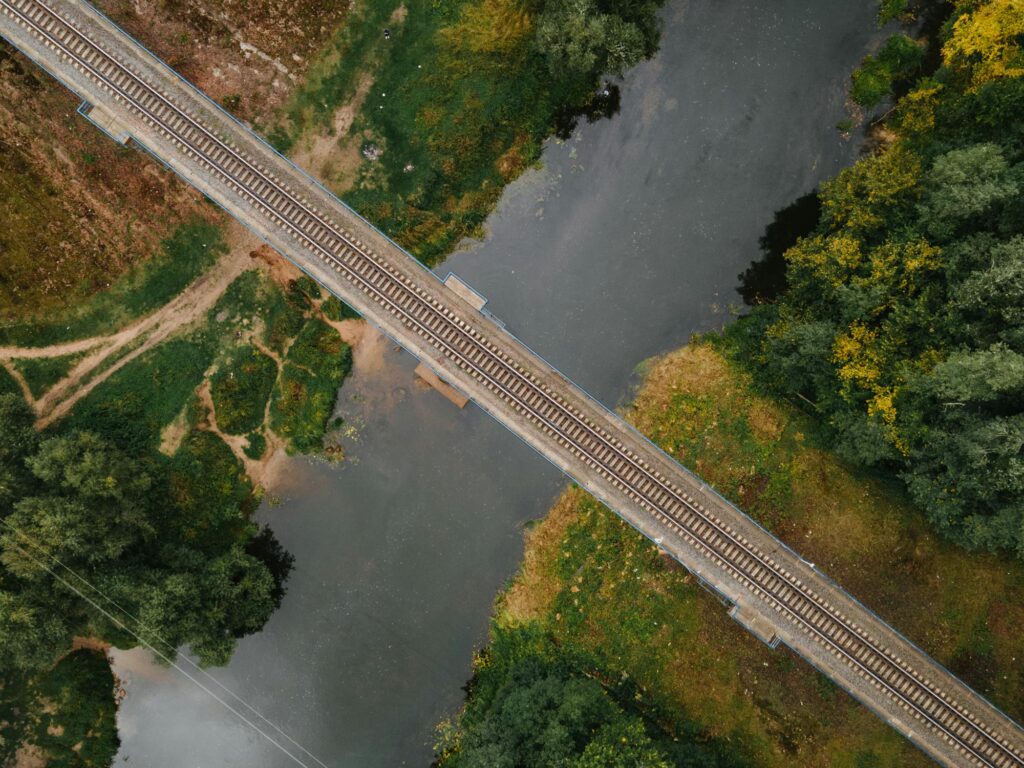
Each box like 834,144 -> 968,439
553,83 -> 622,140
737,191 -> 821,306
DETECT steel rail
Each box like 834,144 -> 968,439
3,1 -> 1022,765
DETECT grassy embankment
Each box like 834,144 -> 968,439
442,338 -> 1024,767
268,0 -> 659,264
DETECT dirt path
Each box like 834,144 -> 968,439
0,224 -> 261,428
1,222 -> 378,490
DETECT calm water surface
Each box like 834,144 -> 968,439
114,2 -> 886,764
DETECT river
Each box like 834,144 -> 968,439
113,1 -> 886,765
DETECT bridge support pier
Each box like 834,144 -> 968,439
78,100 -> 131,144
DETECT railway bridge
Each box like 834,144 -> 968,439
2,1 -> 1023,765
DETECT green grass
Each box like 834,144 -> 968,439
12,352 -> 87,398
61,330 -> 218,451
270,319 -> 352,453
271,0 -> 604,265
29,650 -> 120,768
209,346 -> 278,435
168,428 -> 256,547
264,283 -> 307,356
482,341 -> 1024,768
0,218 -> 225,347
322,294 -> 361,321
266,0 -> 404,151
341,0 -> 562,262
0,365 -> 19,397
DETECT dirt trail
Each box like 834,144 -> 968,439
0,224 -> 261,428
1,222 -> 377,490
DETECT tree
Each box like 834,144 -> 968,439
568,720 -> 673,768
943,0 -> 1024,86
0,409 -> 290,672
1,432 -> 155,580
0,590 -> 71,673
918,143 -> 1018,241
851,34 -> 925,108
0,394 -> 37,507
535,0 -> 657,79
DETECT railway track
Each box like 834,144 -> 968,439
2,1 -> 1023,765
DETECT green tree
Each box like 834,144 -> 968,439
535,0 -> 659,78
0,394 -> 37,507
568,720 -> 673,768
851,34 -> 925,108
918,144 -> 1018,241
1,432 -> 154,580
0,590 -> 71,673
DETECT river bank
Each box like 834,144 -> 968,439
109,1 -> 890,764
443,339 -> 1024,766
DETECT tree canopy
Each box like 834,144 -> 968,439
436,626 -> 741,767
735,0 -> 1024,557
0,394 -> 291,675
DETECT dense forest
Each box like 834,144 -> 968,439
735,0 -> 1024,558
0,392 -> 293,763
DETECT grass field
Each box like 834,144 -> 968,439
270,0 -> 615,265
477,340 -> 1024,767
0,218 -> 225,348
12,352 -> 88,399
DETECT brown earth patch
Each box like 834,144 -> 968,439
92,0 -> 351,125
0,42 -> 210,321
291,73 -> 374,193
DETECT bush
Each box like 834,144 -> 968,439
851,34 -> 925,108
244,430 -> 267,460
209,346 -> 279,435
269,320 -> 352,453
29,650 -> 120,768
322,295 -> 361,321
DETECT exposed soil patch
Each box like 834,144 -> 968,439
92,0 -> 351,125
291,72 -> 374,193
0,41 -> 211,321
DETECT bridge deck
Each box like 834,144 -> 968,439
2,2 -> 1023,766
